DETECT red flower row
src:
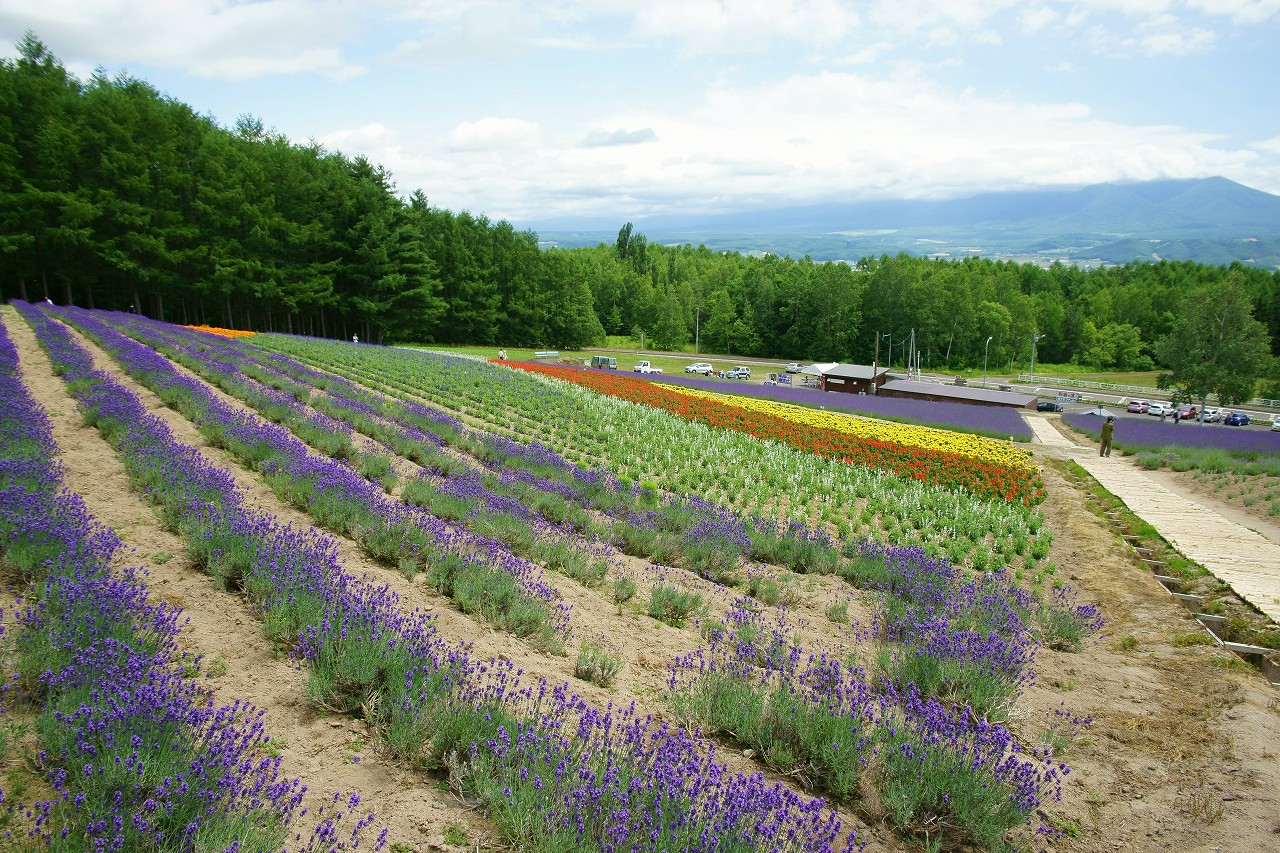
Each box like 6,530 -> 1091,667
500,362 -> 1045,506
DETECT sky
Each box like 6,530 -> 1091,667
3,0 -> 1279,226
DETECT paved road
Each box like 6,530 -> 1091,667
1028,415 -> 1280,624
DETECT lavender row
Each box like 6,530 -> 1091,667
668,594 -> 1074,852
54,307 -> 571,648
0,312 -> 381,851
23,303 -> 853,852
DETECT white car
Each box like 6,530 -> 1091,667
1198,407 -> 1221,423
1146,402 -> 1174,417
1272,415 -> 1280,432
684,362 -> 713,375
785,362 -> 804,373
724,366 -> 752,380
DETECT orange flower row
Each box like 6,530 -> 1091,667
502,361 -> 1044,505
184,324 -> 255,339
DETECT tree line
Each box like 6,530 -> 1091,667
0,35 -> 601,347
2,35 -> 1277,394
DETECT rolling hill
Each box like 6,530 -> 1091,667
522,177 -> 1280,268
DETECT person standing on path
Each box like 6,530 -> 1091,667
1100,416 -> 1115,457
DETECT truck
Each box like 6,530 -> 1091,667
632,360 -> 663,374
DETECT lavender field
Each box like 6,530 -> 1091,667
5,303 -> 1276,853
1063,412 -> 1280,456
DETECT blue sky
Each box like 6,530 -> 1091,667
3,1 -> 1278,225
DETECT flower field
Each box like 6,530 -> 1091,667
8,305 -> 1275,853
662,383 -> 1035,470
501,360 -> 1045,506
620,370 -> 1036,441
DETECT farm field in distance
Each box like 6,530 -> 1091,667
2,303 -> 1279,853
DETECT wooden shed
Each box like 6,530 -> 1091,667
819,363 -> 891,395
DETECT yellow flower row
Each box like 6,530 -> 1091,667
665,385 -> 1035,470
184,324 -> 256,339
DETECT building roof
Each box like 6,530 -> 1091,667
824,363 -> 892,381
800,362 -> 839,376
877,379 -> 1037,406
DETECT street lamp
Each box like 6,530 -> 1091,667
983,336 -> 992,389
1029,327 -> 1043,382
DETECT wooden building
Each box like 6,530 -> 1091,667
819,363 -> 892,395
874,378 -> 1037,409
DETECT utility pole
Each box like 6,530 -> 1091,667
695,305 -> 700,355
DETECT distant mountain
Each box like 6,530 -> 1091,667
521,177 -> 1280,268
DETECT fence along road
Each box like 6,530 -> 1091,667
1027,415 -> 1280,625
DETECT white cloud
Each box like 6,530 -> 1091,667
353,63 -> 1275,220
445,117 -> 541,152
1250,135 -> 1280,155
1185,0 -> 1280,24
0,0 -> 368,81
630,0 -> 861,52
581,128 -> 658,147
1018,4 -> 1060,33
1128,13 -> 1218,55
4,0 -> 1277,218
834,41 -> 895,66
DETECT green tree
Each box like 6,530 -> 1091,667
1081,322 -> 1148,370
701,288 -> 737,354
1154,273 -> 1275,413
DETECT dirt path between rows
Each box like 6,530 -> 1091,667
7,307 -> 1280,852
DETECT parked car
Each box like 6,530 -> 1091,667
1127,400 -> 1150,414
1146,402 -> 1174,417
1272,416 -> 1280,432
724,366 -> 752,380
785,362 -> 804,373
1037,400 -> 1063,412
684,362 -> 713,375
1175,404 -> 1197,420
1223,411 -> 1251,426
632,360 -> 663,374
1198,407 -> 1221,423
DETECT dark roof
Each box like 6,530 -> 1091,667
878,379 -> 1036,406
823,363 -> 891,381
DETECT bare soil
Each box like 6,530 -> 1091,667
5,307 -> 1279,853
